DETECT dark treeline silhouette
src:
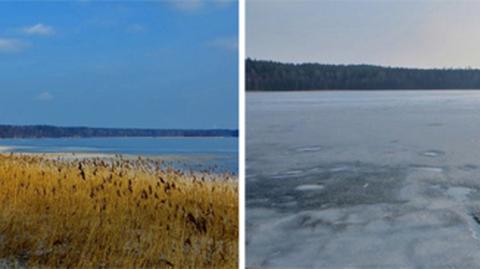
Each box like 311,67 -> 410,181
0,125 -> 238,139
246,59 -> 480,91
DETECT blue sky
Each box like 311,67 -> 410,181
247,1 -> 480,69
0,1 -> 238,129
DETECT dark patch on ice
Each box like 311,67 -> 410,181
467,212 -> 480,240
296,214 -> 347,231
471,213 -> 480,226
247,162 -> 406,211
460,164 -> 479,171
267,167 -> 329,181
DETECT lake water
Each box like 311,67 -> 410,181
247,90 -> 480,268
0,137 -> 238,173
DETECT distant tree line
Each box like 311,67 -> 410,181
0,125 -> 238,138
246,59 -> 480,91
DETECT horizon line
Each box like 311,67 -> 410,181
0,124 -> 238,132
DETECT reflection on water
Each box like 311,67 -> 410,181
247,91 -> 480,268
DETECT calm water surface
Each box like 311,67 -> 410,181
0,137 -> 238,173
247,90 -> 480,268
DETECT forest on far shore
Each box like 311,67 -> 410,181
0,125 -> 238,138
246,59 -> 480,91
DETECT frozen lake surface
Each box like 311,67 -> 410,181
247,90 -> 480,268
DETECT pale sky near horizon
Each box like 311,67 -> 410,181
247,0 -> 480,69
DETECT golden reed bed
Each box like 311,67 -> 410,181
0,154 -> 238,268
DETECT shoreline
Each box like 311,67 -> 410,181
0,151 -> 238,178
246,88 -> 480,93
0,150 -> 218,161
0,146 -> 15,153
0,136 -> 239,140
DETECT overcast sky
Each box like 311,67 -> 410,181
247,0 -> 480,68
0,1 -> 238,129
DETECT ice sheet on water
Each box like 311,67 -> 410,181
247,162 -> 480,268
247,91 -> 480,267
247,197 -> 480,268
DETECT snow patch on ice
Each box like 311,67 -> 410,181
422,150 -> 445,157
447,186 -> 472,203
295,184 -> 325,191
329,165 -> 351,173
294,145 -> 323,153
412,166 -> 444,173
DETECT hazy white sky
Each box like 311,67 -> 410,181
247,0 -> 480,68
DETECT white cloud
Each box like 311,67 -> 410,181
22,24 -> 55,36
206,36 -> 238,51
36,92 -> 54,101
0,38 -> 27,53
126,23 -> 146,33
